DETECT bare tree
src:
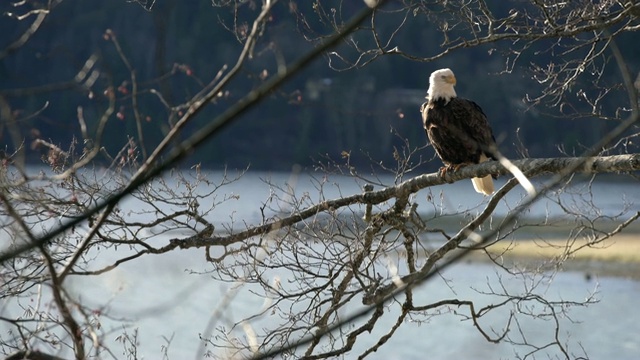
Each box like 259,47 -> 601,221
1,1 -> 639,359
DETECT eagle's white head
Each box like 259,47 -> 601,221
427,68 -> 457,104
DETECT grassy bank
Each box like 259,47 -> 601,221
415,213 -> 640,279
477,232 -> 640,279
486,234 -> 640,263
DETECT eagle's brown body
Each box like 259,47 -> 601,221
421,69 -> 498,195
422,97 -> 496,167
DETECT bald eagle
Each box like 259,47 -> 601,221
421,68 -> 498,195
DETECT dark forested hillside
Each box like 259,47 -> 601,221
1,1 -> 638,171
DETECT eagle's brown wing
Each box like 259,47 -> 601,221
450,98 -> 497,162
422,97 -> 497,165
422,97 -> 498,195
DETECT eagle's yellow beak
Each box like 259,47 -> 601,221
446,74 -> 457,85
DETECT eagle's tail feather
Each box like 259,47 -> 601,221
471,175 -> 494,195
471,153 -> 494,195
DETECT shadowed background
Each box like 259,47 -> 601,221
1,1 -> 638,171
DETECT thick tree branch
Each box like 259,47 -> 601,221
72,153 -> 640,277
170,154 -> 640,250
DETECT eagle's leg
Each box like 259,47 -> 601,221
438,164 -> 456,183
438,163 -> 473,183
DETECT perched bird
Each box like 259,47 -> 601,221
421,68 -> 498,195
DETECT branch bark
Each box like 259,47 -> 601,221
169,154 -> 640,250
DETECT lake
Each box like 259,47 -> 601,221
1,169 -> 639,359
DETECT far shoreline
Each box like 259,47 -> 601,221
472,233 -> 640,280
